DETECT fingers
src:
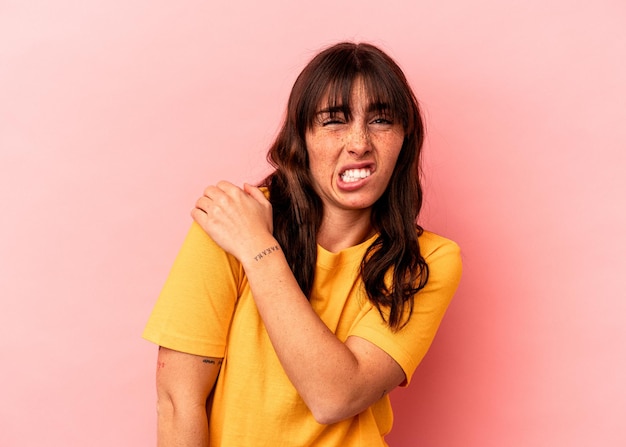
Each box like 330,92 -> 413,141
190,206 -> 205,223
193,195 -> 210,213
213,180 -> 239,196
201,184 -> 222,201
191,185 -> 223,223
194,181 -> 244,218
243,183 -> 268,203
193,181 -> 268,219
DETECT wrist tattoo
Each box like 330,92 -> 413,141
254,245 -> 280,262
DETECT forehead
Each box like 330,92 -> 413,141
316,76 -> 392,111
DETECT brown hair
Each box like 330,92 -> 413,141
261,42 -> 428,330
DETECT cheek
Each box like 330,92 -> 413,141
306,150 -> 328,173
306,137 -> 336,170
383,138 -> 404,168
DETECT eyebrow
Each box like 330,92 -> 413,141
316,105 -> 348,116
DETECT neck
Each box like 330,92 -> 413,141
316,208 -> 375,253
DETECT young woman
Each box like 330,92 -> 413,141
143,41 -> 462,446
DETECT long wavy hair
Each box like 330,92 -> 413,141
261,42 -> 429,330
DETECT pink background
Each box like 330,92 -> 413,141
1,1 -> 625,445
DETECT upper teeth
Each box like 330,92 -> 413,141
341,168 -> 371,182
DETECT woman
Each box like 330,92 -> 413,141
143,42 -> 462,446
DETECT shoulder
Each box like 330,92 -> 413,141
175,222 -> 243,277
418,230 -> 460,258
418,230 -> 463,287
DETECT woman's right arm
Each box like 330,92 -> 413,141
155,347 -> 222,447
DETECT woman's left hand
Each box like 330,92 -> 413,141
191,181 -> 275,262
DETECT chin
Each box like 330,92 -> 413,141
342,199 -> 376,211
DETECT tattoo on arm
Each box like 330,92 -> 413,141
203,358 -> 223,366
253,245 -> 280,262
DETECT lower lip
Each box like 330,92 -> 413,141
337,174 -> 371,191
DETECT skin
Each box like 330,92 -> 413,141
156,79 -> 407,443
155,347 -> 222,447
305,77 -> 405,250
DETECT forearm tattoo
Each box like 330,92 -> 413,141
253,245 -> 280,262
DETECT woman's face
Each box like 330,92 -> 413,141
304,78 -> 405,217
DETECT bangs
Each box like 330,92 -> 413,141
299,50 -> 415,133
323,72 -> 410,126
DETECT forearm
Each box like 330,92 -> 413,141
241,239 -> 372,422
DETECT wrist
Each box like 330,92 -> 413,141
240,237 -> 281,269
252,243 -> 281,262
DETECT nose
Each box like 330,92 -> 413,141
346,123 -> 372,157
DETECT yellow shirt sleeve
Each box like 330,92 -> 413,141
349,231 -> 462,385
142,222 -> 243,357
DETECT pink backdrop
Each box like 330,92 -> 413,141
1,1 -> 625,446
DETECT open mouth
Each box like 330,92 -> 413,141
340,168 -> 372,183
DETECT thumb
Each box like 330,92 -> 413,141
243,183 -> 268,204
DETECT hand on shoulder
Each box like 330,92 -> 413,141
191,181 -> 276,262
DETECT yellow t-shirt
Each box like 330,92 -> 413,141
143,222 -> 462,446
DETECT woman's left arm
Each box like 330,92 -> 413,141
192,181 -> 406,425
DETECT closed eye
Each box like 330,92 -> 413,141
322,118 -> 346,126
316,105 -> 350,127
369,108 -> 395,125
319,111 -> 348,126
371,117 -> 393,125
